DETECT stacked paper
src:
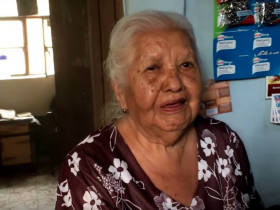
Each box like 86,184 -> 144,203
270,94 -> 280,124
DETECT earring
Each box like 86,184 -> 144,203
122,108 -> 127,114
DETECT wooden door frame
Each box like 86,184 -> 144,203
87,0 -> 123,130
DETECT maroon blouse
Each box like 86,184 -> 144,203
55,116 -> 265,210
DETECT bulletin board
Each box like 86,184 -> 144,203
213,0 -> 280,81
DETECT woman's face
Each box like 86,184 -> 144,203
117,29 -> 202,132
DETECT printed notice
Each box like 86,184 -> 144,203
216,40 -> 236,52
266,76 -> 280,98
200,80 -> 232,117
217,65 -> 236,77
252,62 -> 270,74
253,38 -> 272,50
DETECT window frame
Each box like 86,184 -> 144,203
0,15 -> 51,77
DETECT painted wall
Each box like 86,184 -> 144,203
125,0 -> 280,207
0,76 -> 56,116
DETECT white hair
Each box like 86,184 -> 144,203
103,10 -> 199,124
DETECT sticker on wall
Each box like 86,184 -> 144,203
201,79 -> 232,116
266,76 -> 280,98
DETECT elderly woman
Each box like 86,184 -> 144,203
55,11 -> 264,210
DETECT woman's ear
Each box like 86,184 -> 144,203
111,82 -> 127,109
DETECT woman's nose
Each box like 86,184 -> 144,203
163,70 -> 184,93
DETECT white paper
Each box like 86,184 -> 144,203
271,94 -> 280,124
216,40 -> 236,52
252,62 -> 270,74
253,38 -> 272,50
217,65 -> 236,77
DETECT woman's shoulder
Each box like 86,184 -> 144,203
195,116 -> 241,148
196,116 -> 249,174
195,115 -> 231,132
78,122 -> 116,146
65,122 -> 118,165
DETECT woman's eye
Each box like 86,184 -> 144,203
146,66 -> 158,71
181,62 -> 193,69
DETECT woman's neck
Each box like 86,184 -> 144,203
116,116 -> 196,165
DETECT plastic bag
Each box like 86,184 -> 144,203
218,0 -> 255,27
259,1 -> 280,26
254,2 -> 260,24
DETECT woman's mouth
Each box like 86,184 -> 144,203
160,99 -> 187,113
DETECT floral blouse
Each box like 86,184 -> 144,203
55,116 -> 265,210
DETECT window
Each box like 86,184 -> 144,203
0,0 -> 54,79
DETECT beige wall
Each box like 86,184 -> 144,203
0,76 -> 56,116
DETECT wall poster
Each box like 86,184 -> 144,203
213,0 -> 280,81
201,79 -> 232,116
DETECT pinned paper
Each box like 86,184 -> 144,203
252,62 -> 270,74
217,65 -> 236,77
216,40 -> 237,52
253,37 -> 272,50
266,76 -> 280,98
270,94 -> 280,124
201,80 -> 232,116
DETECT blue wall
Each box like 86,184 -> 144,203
125,0 -> 280,207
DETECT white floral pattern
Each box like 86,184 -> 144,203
224,145 -> 234,158
190,196 -> 205,210
78,133 -> 101,145
163,198 -> 177,210
68,152 -> 81,176
200,137 -> 215,157
83,191 -> 102,210
229,131 -> 240,148
62,190 -> 72,207
156,193 -> 181,210
196,126 -> 259,209
57,180 -> 74,209
56,118 -> 263,210
235,164 -> 243,176
200,129 -> 217,157
108,158 -> 132,184
154,193 -> 205,210
94,160 -> 144,210
198,159 -> 211,182
242,193 -> 250,208
58,180 -> 69,194
216,158 -> 230,178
